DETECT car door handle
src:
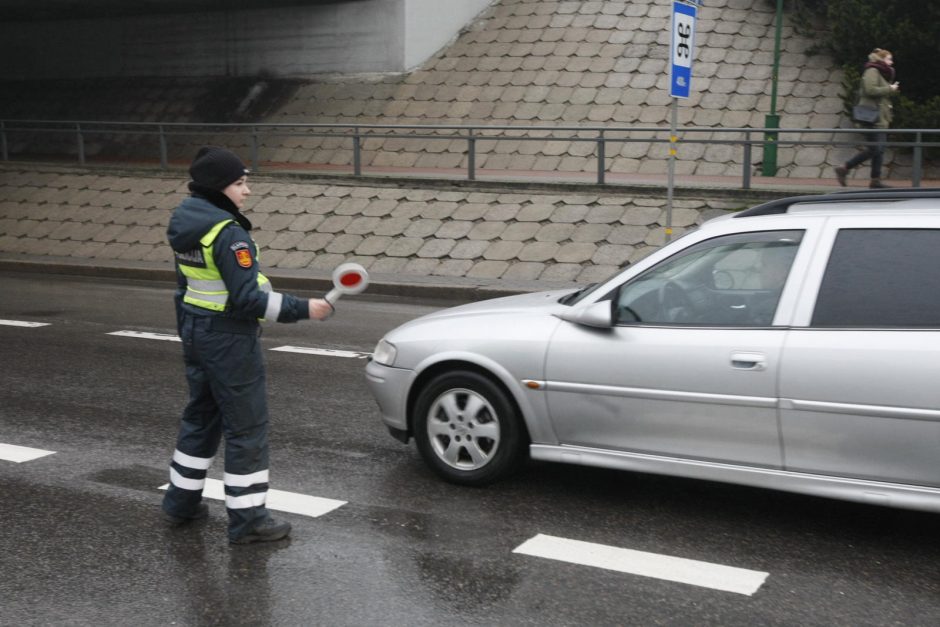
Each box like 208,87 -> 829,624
731,352 -> 766,371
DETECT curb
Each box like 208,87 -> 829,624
0,255 -> 571,304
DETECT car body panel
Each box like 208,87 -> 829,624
544,324 -> 785,467
365,195 -> 940,513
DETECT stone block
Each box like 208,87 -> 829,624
298,232 -> 333,252
554,243 -> 596,263
468,221 -> 508,241
578,264 -> 619,283
450,240 -> 489,260
405,219 -> 443,238
452,203 -> 489,221
352,236 -> 390,256
519,241 -> 560,262
277,251 -> 317,269
536,223 -> 575,242
515,204 -> 554,222
503,262 -> 546,281
540,263 -> 582,282
571,223 -> 613,243
593,244 -> 634,266
467,260 -> 509,279
484,241 -> 524,261
369,257 -> 409,275
384,237 -> 424,258
325,233 -> 363,254
550,205 -> 589,223
268,231 -> 306,251
373,217 -> 412,237
494,223 -> 535,244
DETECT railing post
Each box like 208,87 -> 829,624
912,131 -> 923,188
596,130 -> 606,185
76,123 -> 85,166
351,127 -> 361,176
1,121 -> 7,161
468,128 -> 476,181
742,131 -> 752,190
158,125 -> 168,170
251,128 -> 260,172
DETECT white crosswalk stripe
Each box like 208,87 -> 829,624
108,330 -> 181,342
270,346 -> 371,359
513,534 -> 768,596
0,443 -> 56,463
159,478 -> 346,518
0,319 -> 51,327
109,330 -> 371,358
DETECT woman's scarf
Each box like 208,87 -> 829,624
864,60 -> 895,83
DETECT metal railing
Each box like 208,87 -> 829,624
2,119 -> 938,189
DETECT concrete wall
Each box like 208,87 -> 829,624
0,0 -> 490,79
404,0 -> 492,70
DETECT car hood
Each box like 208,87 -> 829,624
407,288 -> 577,324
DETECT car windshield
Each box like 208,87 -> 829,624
614,229 -> 803,326
561,229 -> 701,306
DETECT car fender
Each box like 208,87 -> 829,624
410,349 -> 558,446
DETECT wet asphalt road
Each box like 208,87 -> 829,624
2,272 -> 939,626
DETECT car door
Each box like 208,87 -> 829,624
779,218 -> 940,487
544,228 -> 808,468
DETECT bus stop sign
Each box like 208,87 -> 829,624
669,1 -> 697,99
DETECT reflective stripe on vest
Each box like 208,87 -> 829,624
180,219 -> 270,312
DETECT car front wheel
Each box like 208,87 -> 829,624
413,370 -> 526,486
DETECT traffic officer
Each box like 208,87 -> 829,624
161,146 -> 333,545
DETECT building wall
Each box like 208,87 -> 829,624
404,0 -> 492,70
0,0 -> 491,79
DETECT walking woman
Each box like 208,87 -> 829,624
835,48 -> 900,189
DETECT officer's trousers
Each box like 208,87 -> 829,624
162,312 -> 271,541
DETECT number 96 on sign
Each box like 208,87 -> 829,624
670,1 -> 697,99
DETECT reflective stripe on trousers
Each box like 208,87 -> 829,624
161,312 -> 271,540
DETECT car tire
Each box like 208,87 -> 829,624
413,370 -> 526,486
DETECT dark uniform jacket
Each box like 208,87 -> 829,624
167,191 -> 310,328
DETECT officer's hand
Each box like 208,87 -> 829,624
309,298 -> 334,320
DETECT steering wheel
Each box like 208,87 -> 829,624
657,281 -> 695,322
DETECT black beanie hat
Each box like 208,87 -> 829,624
188,146 -> 249,191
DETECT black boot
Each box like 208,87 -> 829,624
230,517 -> 292,545
164,502 -> 209,525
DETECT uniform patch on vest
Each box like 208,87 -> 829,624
234,248 -> 253,268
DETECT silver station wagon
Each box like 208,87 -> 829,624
365,189 -> 940,513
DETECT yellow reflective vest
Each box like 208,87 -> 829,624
178,219 -> 271,312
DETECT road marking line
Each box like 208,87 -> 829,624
0,443 -> 56,463
513,534 -> 768,596
108,330 -> 181,342
108,332 -> 370,359
271,346 -> 371,359
0,319 -> 51,328
160,479 -> 346,518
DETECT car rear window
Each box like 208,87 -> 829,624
812,228 -> 940,327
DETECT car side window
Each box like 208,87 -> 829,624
614,230 -> 803,326
812,228 -> 940,327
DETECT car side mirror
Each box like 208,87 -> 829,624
555,299 -> 614,328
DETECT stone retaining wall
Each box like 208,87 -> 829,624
0,166 -> 745,286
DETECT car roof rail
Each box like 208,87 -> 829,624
734,188 -> 940,218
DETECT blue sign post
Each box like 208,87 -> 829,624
665,1 -> 697,242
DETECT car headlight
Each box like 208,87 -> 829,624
371,339 -> 398,366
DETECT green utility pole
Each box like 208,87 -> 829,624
762,0 -> 783,176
